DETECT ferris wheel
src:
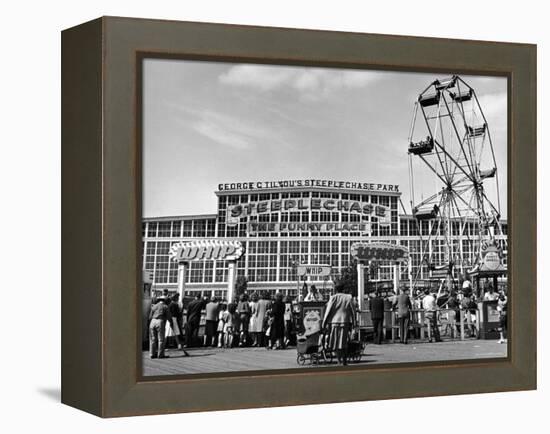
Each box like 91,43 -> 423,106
407,75 -> 503,285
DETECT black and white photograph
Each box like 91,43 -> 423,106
3,0 -> 545,426
140,59 -> 508,377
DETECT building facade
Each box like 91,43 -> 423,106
142,180 -> 507,299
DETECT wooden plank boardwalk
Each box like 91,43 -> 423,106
142,340 -> 507,377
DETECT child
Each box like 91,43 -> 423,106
264,309 -> 274,349
217,302 -> 227,348
224,302 -> 238,348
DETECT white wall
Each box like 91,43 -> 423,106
0,0 -> 546,432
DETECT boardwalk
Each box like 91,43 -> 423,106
142,339 -> 507,377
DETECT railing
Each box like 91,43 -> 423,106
358,308 -> 481,342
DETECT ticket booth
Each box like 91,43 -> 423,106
477,299 -> 501,339
469,242 -> 507,340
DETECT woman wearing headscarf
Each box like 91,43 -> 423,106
322,283 -> 357,365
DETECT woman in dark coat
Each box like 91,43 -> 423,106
255,293 -> 271,347
270,292 -> 286,349
236,293 -> 251,346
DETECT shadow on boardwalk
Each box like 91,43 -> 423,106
142,339 -> 507,377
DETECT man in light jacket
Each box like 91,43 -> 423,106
422,290 -> 441,342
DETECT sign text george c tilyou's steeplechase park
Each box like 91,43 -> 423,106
218,179 -> 399,192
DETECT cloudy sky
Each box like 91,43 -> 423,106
142,59 -> 507,218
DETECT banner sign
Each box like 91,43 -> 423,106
297,264 -> 332,277
247,222 -> 370,233
169,240 -> 244,263
430,266 -> 450,279
218,179 -> 399,193
481,241 -> 502,270
227,198 -> 390,226
351,242 -> 409,263
302,305 -> 324,335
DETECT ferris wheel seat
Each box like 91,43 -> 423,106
450,89 -> 473,102
480,167 -> 497,179
467,123 -> 487,137
408,136 -> 434,155
434,77 -> 457,90
418,92 -> 440,107
413,205 -> 439,220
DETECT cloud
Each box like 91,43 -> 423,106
476,91 -> 507,124
219,64 -> 383,100
193,119 -> 253,150
165,105 -> 283,151
192,109 -> 278,150
219,66 -> 294,91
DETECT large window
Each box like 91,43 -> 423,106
154,241 -> 170,283
182,220 -> 192,237
158,222 -> 171,237
147,222 -> 157,237
193,220 -> 206,237
172,221 -> 181,237
247,241 -> 277,282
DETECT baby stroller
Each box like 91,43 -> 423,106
296,330 -> 333,365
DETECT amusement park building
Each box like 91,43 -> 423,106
142,181 -> 507,298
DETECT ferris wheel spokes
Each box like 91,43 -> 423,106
407,75 -> 503,284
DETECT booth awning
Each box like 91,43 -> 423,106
468,263 -> 507,278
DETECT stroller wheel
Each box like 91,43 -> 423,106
297,354 -> 306,365
323,350 -> 333,364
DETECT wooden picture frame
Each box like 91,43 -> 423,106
61,16 -> 536,417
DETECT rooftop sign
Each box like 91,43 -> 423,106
351,242 -> 409,263
170,240 -> 244,263
247,222 -> 370,234
227,198 -> 391,226
218,179 -> 399,193
297,264 -> 332,277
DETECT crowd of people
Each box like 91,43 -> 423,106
367,282 -> 508,345
148,290 -> 300,359
147,281 -> 507,360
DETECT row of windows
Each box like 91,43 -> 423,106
399,219 -> 509,237
143,237 -> 507,285
217,192 -> 398,207
144,217 -> 505,240
143,219 -> 216,238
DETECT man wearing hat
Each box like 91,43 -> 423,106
369,291 -> 385,344
393,288 -> 412,344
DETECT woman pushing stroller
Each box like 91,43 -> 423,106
322,283 -> 357,366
